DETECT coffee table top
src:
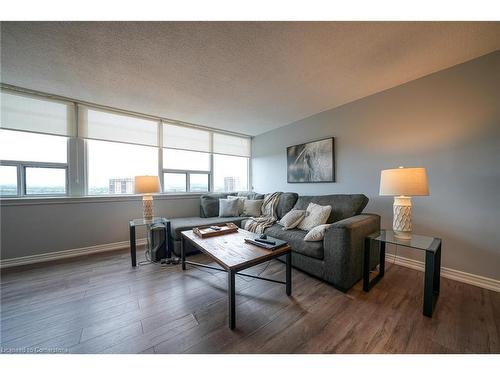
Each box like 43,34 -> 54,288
181,228 -> 291,271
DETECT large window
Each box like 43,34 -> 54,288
81,107 -> 160,195
0,130 -> 68,196
87,140 -> 158,195
162,124 -> 212,193
213,154 -> 249,192
212,133 -> 250,192
0,91 -> 72,196
0,88 -> 251,198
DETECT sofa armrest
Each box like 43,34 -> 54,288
322,214 -> 381,291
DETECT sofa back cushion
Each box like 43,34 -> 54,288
276,192 -> 299,219
292,194 -> 368,223
200,193 -> 230,217
237,191 -> 265,200
200,192 -> 265,217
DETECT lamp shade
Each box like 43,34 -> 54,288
379,167 -> 429,196
134,175 -> 160,194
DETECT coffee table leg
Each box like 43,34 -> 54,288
130,225 -> 136,267
286,252 -> 292,296
228,270 -> 236,329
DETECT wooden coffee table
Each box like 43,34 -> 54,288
181,228 -> 292,329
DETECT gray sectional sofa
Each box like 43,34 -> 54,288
168,192 -> 380,292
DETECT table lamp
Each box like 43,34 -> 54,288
379,167 -> 429,239
135,175 -> 160,221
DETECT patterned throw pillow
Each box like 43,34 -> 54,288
304,224 -> 332,241
219,198 -> 240,217
297,202 -> 332,231
227,195 -> 247,215
278,209 -> 306,230
242,199 -> 264,217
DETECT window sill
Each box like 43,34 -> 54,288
0,192 -> 204,206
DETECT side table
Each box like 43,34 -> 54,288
129,217 -> 171,267
363,230 -> 442,317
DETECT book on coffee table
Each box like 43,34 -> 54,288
244,236 -> 288,250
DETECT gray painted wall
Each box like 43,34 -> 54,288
0,196 -> 199,260
252,51 -> 500,280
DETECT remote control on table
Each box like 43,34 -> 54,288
254,238 -> 276,245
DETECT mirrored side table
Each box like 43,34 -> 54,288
363,230 -> 442,317
129,217 -> 170,267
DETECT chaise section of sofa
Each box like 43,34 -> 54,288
263,194 -> 381,291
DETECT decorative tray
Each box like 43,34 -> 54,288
193,222 -> 239,238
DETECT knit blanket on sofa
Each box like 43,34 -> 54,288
244,192 -> 281,234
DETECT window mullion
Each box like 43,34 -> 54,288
209,132 -> 214,192
19,165 -> 25,196
158,121 -> 164,192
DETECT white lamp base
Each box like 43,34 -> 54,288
393,196 -> 412,239
143,194 -> 154,221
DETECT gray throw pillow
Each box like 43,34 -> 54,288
219,198 -> 240,217
242,199 -> 264,217
227,195 -> 247,215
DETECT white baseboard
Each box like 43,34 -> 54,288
1,242 -> 498,293
0,238 -> 147,269
385,253 -> 500,293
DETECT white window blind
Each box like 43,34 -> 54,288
79,106 -> 159,146
163,123 -> 210,152
213,133 -> 251,157
0,91 -> 75,136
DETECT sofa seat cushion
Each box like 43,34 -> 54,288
170,216 -> 247,240
264,224 -> 324,260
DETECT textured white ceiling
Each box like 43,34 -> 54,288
1,22 -> 499,136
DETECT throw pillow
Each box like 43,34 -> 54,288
278,209 -> 306,230
227,195 -> 247,215
297,202 -> 332,231
304,224 -> 332,242
219,198 -> 240,217
242,199 -> 264,217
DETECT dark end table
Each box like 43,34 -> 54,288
363,230 -> 442,317
129,217 -> 171,267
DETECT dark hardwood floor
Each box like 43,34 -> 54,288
1,248 -> 499,354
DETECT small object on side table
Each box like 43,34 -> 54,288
363,229 -> 441,317
129,217 -> 173,267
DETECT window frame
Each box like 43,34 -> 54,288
0,85 -> 252,199
0,160 -> 69,197
0,132 -> 70,197
162,168 -> 211,193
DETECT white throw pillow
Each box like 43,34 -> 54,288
227,195 -> 247,215
297,202 -> 332,231
304,224 -> 332,241
278,209 -> 306,230
242,199 -> 264,217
